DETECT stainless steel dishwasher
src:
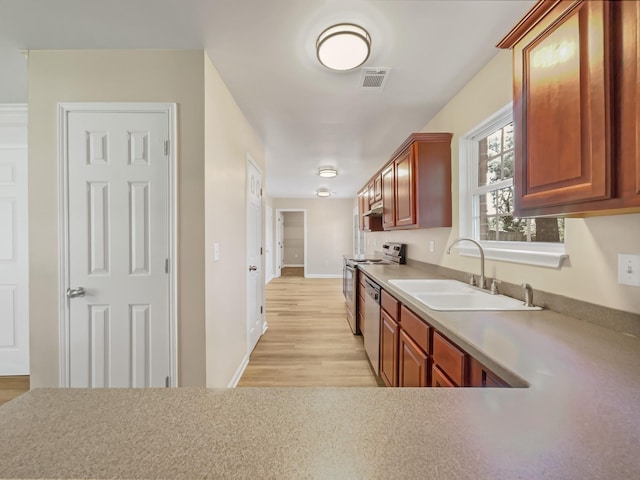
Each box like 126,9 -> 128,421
362,276 -> 381,375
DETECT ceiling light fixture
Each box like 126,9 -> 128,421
316,23 -> 371,71
318,167 -> 338,178
316,187 -> 331,198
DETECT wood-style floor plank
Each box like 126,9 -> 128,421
0,376 -> 29,406
238,276 -> 380,387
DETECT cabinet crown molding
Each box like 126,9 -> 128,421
496,0 -> 579,49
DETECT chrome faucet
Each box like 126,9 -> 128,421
446,238 -> 485,289
522,283 -> 534,307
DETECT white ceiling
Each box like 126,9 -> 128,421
0,0 -> 534,199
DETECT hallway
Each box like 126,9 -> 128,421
238,276 -> 379,387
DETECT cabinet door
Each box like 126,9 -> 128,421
432,365 -> 456,388
381,164 -> 395,229
398,330 -> 429,387
469,357 -> 509,388
432,331 -> 468,387
379,310 -> 398,387
368,181 -> 376,206
373,174 -> 383,202
394,148 -> 415,226
618,0 -> 640,206
510,0 -> 612,212
357,190 -> 366,230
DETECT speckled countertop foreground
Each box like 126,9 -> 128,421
1,263 -> 639,479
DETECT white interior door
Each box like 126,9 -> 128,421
265,206 -> 273,284
246,158 -> 263,353
276,212 -> 283,277
0,105 -> 29,375
64,106 -> 172,387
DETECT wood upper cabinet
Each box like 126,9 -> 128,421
394,147 -> 415,227
390,133 -> 453,229
368,181 -> 376,206
381,164 -> 395,229
615,0 -> 640,209
379,309 -> 399,387
373,173 -> 383,203
358,188 -> 382,232
498,0 -> 640,216
498,0 -> 613,213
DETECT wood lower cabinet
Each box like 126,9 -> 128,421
379,310 -> 399,387
432,331 -> 468,387
374,288 -> 510,389
469,357 -> 509,388
498,0 -> 640,217
432,365 -> 456,388
399,330 -> 429,387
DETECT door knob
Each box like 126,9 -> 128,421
249,265 -> 257,271
67,287 -> 86,298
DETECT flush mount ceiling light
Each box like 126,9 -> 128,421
318,167 -> 338,178
316,23 -> 371,71
317,187 -> 331,198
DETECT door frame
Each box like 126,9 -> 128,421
56,102 -> 178,387
275,209 -> 307,278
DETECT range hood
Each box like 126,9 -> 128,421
363,200 -> 383,216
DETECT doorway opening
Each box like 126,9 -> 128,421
275,209 -> 307,278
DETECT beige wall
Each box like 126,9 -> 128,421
272,198 -> 354,277
28,50 -> 206,387
367,50 -> 640,315
204,54 -> 266,387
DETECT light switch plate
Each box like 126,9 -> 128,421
214,242 -> 220,262
429,240 -> 435,253
618,254 -> 640,286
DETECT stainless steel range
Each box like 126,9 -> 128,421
342,242 -> 406,335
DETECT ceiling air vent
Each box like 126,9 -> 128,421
360,68 -> 391,91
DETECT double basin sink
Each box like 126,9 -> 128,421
388,279 -> 541,311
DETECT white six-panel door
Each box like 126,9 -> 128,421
246,158 -> 263,353
0,105 -> 29,375
63,106 -> 172,387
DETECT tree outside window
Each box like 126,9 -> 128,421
474,122 -> 564,243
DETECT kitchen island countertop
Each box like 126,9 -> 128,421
1,262 -> 639,479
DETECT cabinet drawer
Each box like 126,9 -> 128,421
381,290 -> 399,320
399,305 -> 431,354
433,331 -> 467,387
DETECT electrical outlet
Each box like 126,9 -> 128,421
429,240 -> 435,253
618,254 -> 640,286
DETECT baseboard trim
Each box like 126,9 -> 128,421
304,274 -> 343,279
227,354 -> 249,388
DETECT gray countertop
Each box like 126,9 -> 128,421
1,263 -> 640,479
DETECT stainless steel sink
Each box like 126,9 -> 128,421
388,279 -> 541,311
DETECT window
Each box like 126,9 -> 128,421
459,105 -> 567,268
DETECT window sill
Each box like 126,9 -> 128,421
456,243 -> 568,269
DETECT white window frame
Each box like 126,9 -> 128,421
458,103 -> 568,268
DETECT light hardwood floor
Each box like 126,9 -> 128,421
238,276 -> 380,387
0,376 -> 29,407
